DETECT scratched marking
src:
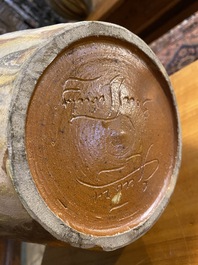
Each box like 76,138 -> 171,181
77,144 -> 159,190
61,75 -> 144,122
119,209 -> 140,221
143,99 -> 152,106
110,202 -> 129,212
95,189 -> 111,200
57,199 -> 68,209
61,75 -> 159,213
80,143 -> 159,211
98,165 -> 125,175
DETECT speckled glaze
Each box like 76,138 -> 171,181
8,22 -> 181,250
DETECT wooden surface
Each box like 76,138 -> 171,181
42,60 -> 198,264
106,0 -> 180,34
0,240 -> 21,265
88,0 -> 198,43
87,0 -> 124,21
141,1 -> 198,43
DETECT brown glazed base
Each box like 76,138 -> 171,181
9,22 -> 181,250
26,36 -> 177,236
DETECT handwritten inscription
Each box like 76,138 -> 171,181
62,76 -> 146,122
77,144 -> 159,204
61,75 -> 157,213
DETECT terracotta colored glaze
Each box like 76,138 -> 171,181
26,37 -> 177,236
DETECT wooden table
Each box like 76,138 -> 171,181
42,60 -> 198,264
87,0 -> 198,43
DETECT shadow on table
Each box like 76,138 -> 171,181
42,239 -> 151,265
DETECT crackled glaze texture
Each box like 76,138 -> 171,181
26,37 -> 177,236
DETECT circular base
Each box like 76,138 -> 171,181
9,22 -> 181,250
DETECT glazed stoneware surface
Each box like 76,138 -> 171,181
25,36 -> 177,237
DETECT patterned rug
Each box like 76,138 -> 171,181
150,11 -> 198,75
